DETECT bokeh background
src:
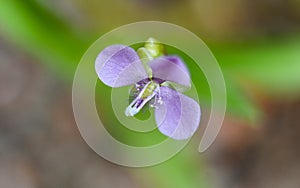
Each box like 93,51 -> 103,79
1,0 -> 300,187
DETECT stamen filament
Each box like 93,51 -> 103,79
125,81 -> 160,116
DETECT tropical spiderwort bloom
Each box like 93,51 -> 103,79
95,38 -> 201,140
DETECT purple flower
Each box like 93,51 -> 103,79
95,40 -> 201,140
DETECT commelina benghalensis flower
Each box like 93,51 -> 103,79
95,38 -> 201,140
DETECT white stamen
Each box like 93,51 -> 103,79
125,81 -> 160,116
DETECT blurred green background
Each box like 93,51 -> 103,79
1,0 -> 300,187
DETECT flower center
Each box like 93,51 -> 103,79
125,80 -> 162,116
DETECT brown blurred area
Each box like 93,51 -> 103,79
41,0 -> 300,41
1,0 -> 300,188
0,39 -> 139,188
208,99 -> 300,188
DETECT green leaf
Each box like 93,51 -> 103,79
0,0 -> 89,80
215,36 -> 300,95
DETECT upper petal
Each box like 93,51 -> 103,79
149,56 -> 191,87
155,86 -> 201,140
95,45 -> 148,87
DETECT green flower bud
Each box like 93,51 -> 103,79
136,38 -> 166,79
144,37 -> 165,58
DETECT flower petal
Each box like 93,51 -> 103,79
149,56 -> 191,87
95,45 -> 148,87
155,86 -> 200,140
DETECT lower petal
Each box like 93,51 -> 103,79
155,86 -> 201,140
